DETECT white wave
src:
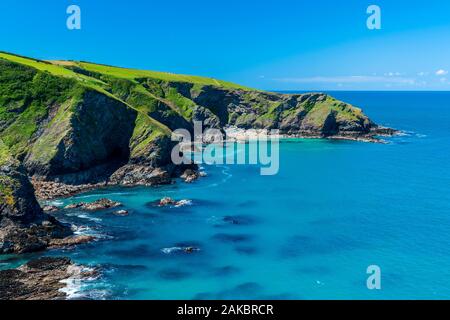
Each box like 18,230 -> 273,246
161,247 -> 183,254
66,212 -> 102,223
46,200 -> 64,207
59,265 -> 103,300
71,225 -> 111,240
174,199 -> 193,207
161,246 -> 200,254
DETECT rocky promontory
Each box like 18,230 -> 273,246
0,51 -> 397,257
0,52 -> 396,200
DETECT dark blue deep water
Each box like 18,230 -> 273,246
1,91 -> 450,299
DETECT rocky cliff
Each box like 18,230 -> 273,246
0,51 -> 395,253
0,140 -> 72,253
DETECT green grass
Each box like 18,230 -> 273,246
26,98 -> 77,166
129,113 -> 169,159
0,139 -> 12,165
76,61 -> 252,90
0,139 -> 16,206
0,52 -> 107,89
0,60 -> 85,158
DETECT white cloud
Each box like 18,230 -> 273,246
417,72 -> 429,76
384,72 -> 401,77
273,75 -> 416,85
436,69 -> 448,76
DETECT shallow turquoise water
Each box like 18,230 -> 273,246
2,91 -> 450,299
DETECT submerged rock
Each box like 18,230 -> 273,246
48,235 -> 95,248
114,210 -> 129,216
0,257 -> 97,300
161,246 -> 200,254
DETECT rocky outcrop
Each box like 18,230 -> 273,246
0,142 -> 74,254
168,84 -> 394,140
0,257 -> 97,300
24,89 -> 138,184
155,197 -> 192,208
64,198 -> 121,211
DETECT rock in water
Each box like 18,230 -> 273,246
159,197 -> 177,207
156,197 -> 192,207
42,205 -> 59,212
0,142 -> 73,254
64,202 -> 86,209
48,235 -> 95,248
82,198 -> 122,211
181,169 -> 200,183
64,198 -> 122,211
0,257 -> 97,300
114,210 -> 129,216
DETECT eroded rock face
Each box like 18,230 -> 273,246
24,89 -> 138,184
0,257 -> 97,300
109,166 -> 172,186
0,157 -> 43,225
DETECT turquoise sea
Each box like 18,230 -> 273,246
1,91 -> 450,300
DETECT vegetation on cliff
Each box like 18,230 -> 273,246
0,51 -> 394,254
0,50 -> 393,186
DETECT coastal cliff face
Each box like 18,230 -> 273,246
0,51 -> 394,254
0,140 -> 72,253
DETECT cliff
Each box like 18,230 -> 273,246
0,140 -> 72,253
0,51 -> 395,253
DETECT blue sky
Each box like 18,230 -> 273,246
1,0 -> 449,90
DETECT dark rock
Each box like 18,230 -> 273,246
222,215 -> 259,226
159,197 -> 177,206
181,169 -> 200,183
114,210 -> 129,216
48,235 -> 95,248
154,197 -> 192,208
0,257 -> 97,300
64,202 -> 85,209
64,198 -> 121,211
83,198 -> 121,211
0,149 -> 73,254
109,165 -> 172,186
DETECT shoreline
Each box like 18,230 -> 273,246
32,129 -> 399,201
0,257 -> 97,300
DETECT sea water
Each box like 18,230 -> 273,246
1,91 -> 450,300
